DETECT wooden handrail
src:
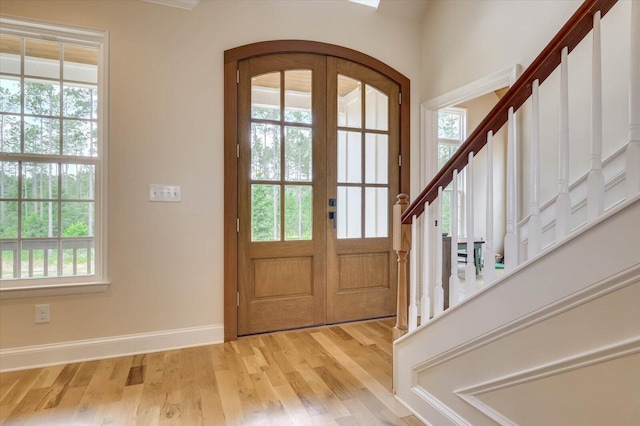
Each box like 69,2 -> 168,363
402,0 -> 618,224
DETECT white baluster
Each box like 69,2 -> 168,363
556,46 -> 571,240
627,0 -> 640,197
504,107 -> 519,271
529,79 -> 542,258
484,131 -> 496,285
465,153 -> 477,294
449,176 -> 461,305
421,203 -> 431,323
409,216 -> 418,332
434,188 -> 445,315
588,10 -> 605,221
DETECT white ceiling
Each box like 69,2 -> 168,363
139,0 -> 430,22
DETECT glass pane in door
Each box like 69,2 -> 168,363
251,184 -> 281,241
251,123 -> 280,180
285,70 -> 312,123
337,75 -> 361,128
252,72 -> 280,120
337,186 -> 361,239
285,185 -> 312,240
337,130 -> 361,183
364,133 -> 388,184
365,187 -> 388,237
285,126 -> 312,181
365,84 -> 388,131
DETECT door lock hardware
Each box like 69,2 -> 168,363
328,211 -> 337,229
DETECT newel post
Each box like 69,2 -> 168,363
393,194 -> 411,340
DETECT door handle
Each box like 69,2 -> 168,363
328,211 -> 337,229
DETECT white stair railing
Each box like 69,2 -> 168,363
556,46 -> 571,240
588,10 -> 605,221
393,0 -> 640,337
504,106 -> 518,270
483,131 -> 496,285
528,79 -> 542,258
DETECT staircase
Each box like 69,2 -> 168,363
392,0 -> 640,424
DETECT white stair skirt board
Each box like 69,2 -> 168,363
0,323 -> 224,372
394,195 -> 640,425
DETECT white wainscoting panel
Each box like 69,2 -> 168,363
394,196 -> 640,425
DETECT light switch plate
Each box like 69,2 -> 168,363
150,184 -> 181,202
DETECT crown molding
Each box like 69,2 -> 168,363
140,0 -> 199,11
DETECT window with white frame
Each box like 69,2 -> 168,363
438,107 -> 466,237
0,18 -> 107,288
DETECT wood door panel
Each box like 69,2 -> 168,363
252,257 -> 313,299
245,296 -> 318,334
328,281 -> 395,324
338,253 -> 389,291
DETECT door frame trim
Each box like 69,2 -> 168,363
224,40 -> 411,341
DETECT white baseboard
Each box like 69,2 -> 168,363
0,323 -> 224,372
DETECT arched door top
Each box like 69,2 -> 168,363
224,40 -> 410,90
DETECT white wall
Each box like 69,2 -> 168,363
0,0 -> 421,353
420,0 -> 583,101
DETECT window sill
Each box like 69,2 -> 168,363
0,281 -> 110,300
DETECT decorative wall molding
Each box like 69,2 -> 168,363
140,0 -> 199,10
411,386 -> 472,426
0,323 -> 224,372
422,65 -> 521,111
412,262 -> 640,373
455,336 -> 640,425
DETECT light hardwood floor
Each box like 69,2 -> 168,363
0,318 -> 423,425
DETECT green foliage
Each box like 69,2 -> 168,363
250,108 -> 314,241
252,185 -> 280,241
0,219 -> 17,239
22,211 -> 47,238
63,220 -> 89,237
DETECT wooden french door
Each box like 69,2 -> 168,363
237,53 -> 399,335
326,58 -> 399,323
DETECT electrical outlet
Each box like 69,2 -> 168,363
35,304 -> 50,323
